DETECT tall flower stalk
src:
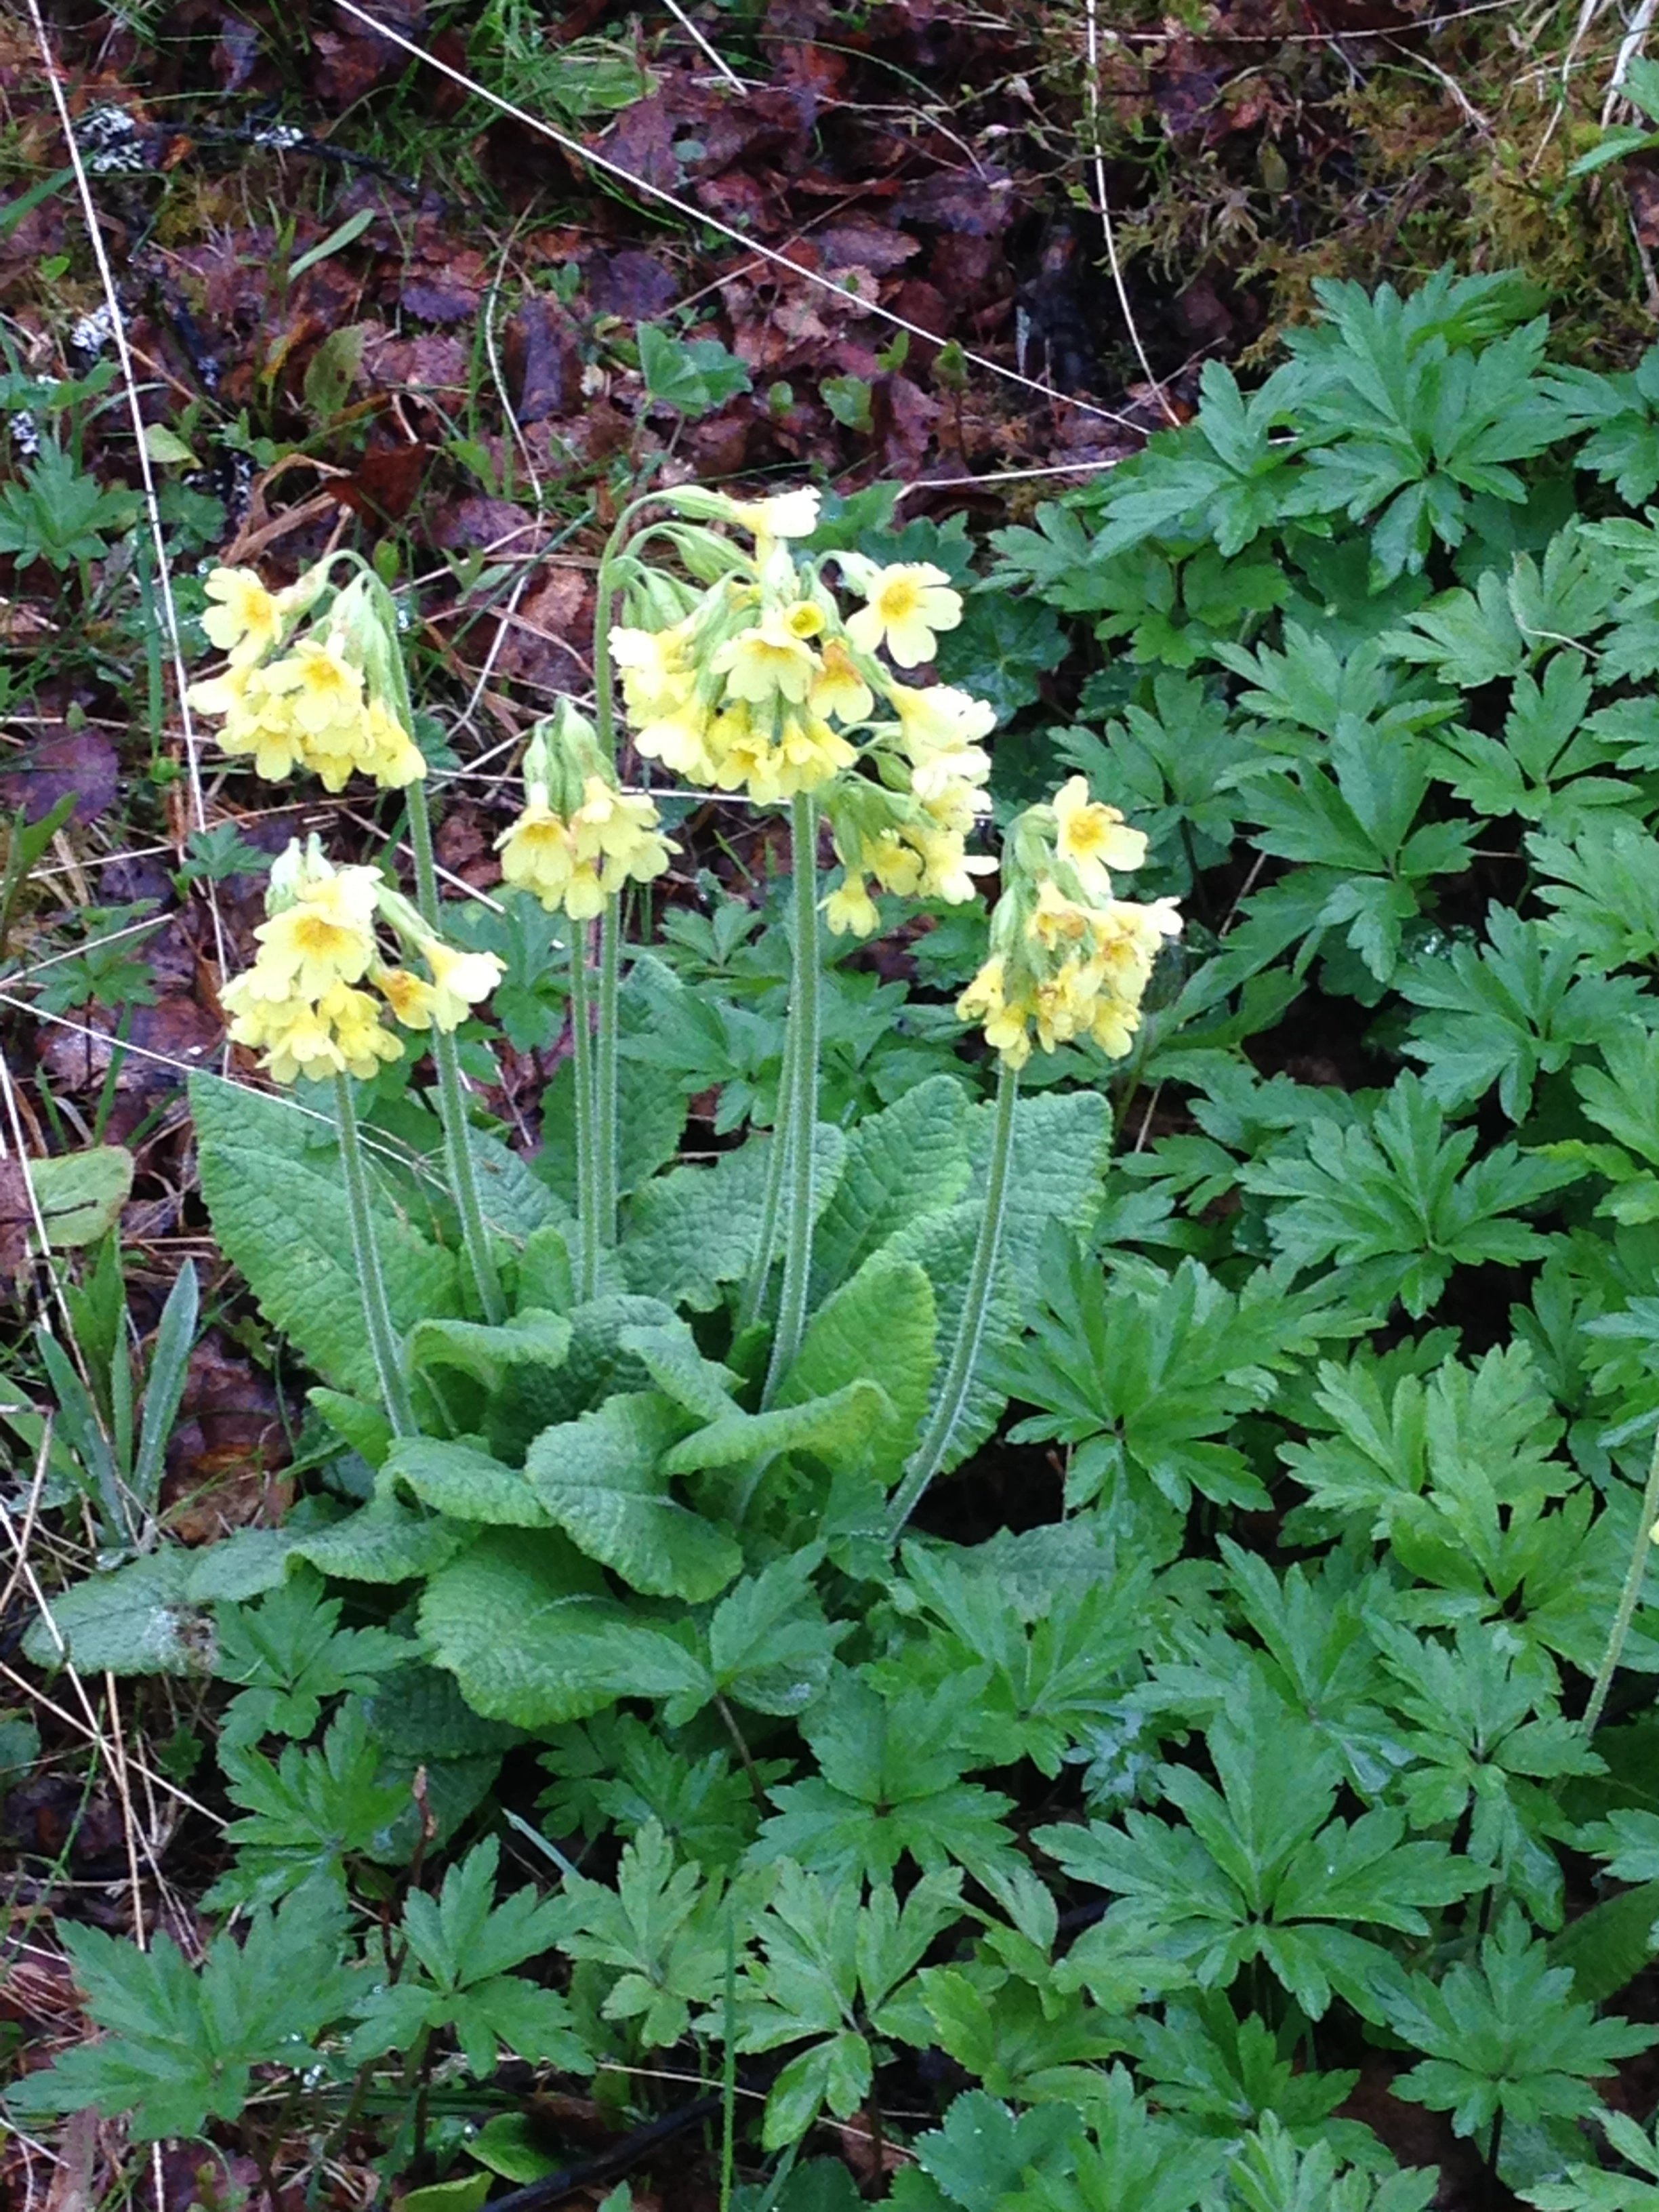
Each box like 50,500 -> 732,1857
761,794 -> 823,1406
886,779 -> 1183,1540
495,705 -> 678,1294
188,553 -> 508,1324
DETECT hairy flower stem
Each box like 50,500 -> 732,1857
404,782 -> 506,1325
588,493 -> 659,1258
761,795 -> 823,1409
595,898 -> 621,1254
1584,1425 -> 1659,1736
886,1059 -> 1020,1539
333,1075 -> 415,1437
738,1004 -> 798,1335
570,925 -> 600,1300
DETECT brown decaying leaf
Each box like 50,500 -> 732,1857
0,729 -> 118,827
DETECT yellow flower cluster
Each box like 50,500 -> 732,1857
957,777 -> 1182,1071
222,840 -> 502,1086
188,565 -> 426,792
495,705 -> 679,921
609,487 -> 995,935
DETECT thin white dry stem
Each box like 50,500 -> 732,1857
0,1500 -> 207,1898
0,1422 -> 55,1626
0,1647 -> 217,1826
661,0 -> 751,89
1562,0 -> 1614,88
1605,0 -> 1659,119
22,0 -> 232,1002
330,0 -> 1151,432
895,455 -> 1130,494
100,1669 -> 149,1951
1081,0 -> 1179,423
1388,37 -> 1495,131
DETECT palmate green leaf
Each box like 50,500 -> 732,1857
693,1545 -> 850,1721
550,1819 -> 731,2048
1530,820 -> 1659,969
754,1672 -> 1018,1885
1001,2067 -> 1226,2212
1521,2106 -> 1659,2209
1052,670 -> 1252,882
995,1242 -> 1343,1514
893,2091 -> 1083,2212
418,1528 -> 705,1727
734,1860 -> 964,2150
1380,1908 -> 1656,2141
1398,909 -> 1650,1120
526,1391 -> 741,1601
1424,651 -> 1629,830
1550,344 -> 1659,503
1241,1073 -> 1577,1317
3,1887 -> 359,2140
349,1837 -> 590,2079
874,1539 -> 1150,1777
190,1074 -> 461,1398
1037,1681 -> 1486,2023
1382,530 -> 1620,682
207,1700 -> 410,1910
213,1566 -> 409,1747
1223,2117 -> 1438,2212
1126,1990 -> 1364,2150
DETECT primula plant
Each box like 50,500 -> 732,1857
31,268 -> 1659,2212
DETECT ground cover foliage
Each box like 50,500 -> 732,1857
20,8 -> 1659,2212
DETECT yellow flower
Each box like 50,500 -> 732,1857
810,639 -> 875,727
712,611 -> 820,706
846,563 -> 962,668
775,714 -> 857,796
889,682 -> 997,754
635,701 -> 719,783
197,665 -> 312,783
373,964 -> 439,1029
424,941 -> 505,1030
497,801 -> 578,909
564,862 -> 607,920
611,622 -> 696,722
1089,996 -> 1143,1059
321,982 -> 405,1080
728,487 -> 821,550
865,832 -> 924,899
1052,776 -> 1147,897
712,720 -> 785,806
824,875 -> 881,937
958,955 -> 1031,1070
911,825 -> 995,905
201,567 -> 285,664
569,777 -> 678,887
264,638 -> 365,738
359,701 -> 426,790
251,869 -> 379,999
